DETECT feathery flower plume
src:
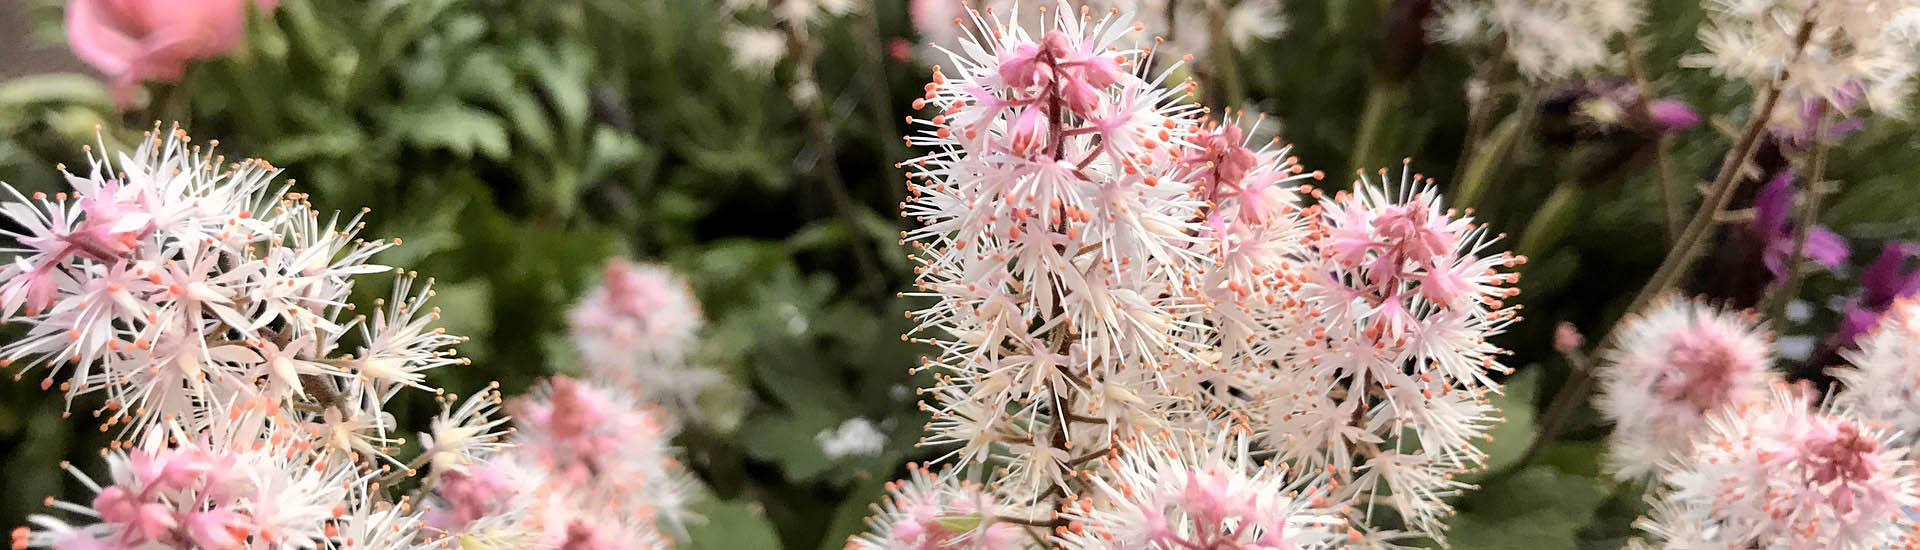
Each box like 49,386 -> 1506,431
1833,299 -> 1920,446
0,126 -> 514,549
1686,0 -> 1920,116
1595,297 -> 1777,479
1437,0 -> 1645,80
881,3 -> 1522,546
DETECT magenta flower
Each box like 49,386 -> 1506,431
1834,242 -> 1920,350
1749,172 -> 1849,281
1648,98 -> 1700,130
64,0 -> 275,107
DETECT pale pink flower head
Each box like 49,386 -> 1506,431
1597,297 -> 1775,479
65,0 -> 274,107
1833,299 -> 1920,453
846,463 -> 1028,550
1634,386 -> 1920,548
566,259 -> 707,411
1055,429 -> 1349,550
1553,321 -> 1584,353
424,462 -> 518,531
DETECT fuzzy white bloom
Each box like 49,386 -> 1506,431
1631,385 -> 1920,549
1833,299 -> 1920,446
886,3 -> 1521,546
1249,165 -> 1522,538
1056,428 -> 1351,550
0,127 -> 513,550
724,25 -> 790,74
1438,0 -> 1645,80
819,418 -> 888,459
909,0 -> 1287,66
566,259 -> 710,414
1596,298 -> 1777,479
846,463 -> 1035,550
426,376 -> 694,550
1685,0 -> 1920,115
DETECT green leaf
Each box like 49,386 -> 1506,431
1447,467 -> 1611,550
397,102 -> 510,160
0,73 -> 112,111
685,498 -> 782,550
738,407 -> 843,482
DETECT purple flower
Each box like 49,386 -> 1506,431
1749,172 -> 1850,281
1834,243 -> 1920,349
1650,98 -> 1701,130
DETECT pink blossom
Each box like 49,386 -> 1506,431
90,486 -> 175,542
424,464 -> 516,530
64,0 -> 274,107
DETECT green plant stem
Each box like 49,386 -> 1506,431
1450,108 -> 1528,212
1763,113 -> 1835,325
781,19 -> 887,301
1205,2 -> 1247,110
1350,84 -> 1404,175
1517,181 -> 1583,259
1517,42 -> 1801,468
1449,37 -> 1508,189
1617,33 -> 1683,242
853,5 -> 907,202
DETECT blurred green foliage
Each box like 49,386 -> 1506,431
0,0 -> 1916,548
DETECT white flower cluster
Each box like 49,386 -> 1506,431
420,376 -> 694,550
1834,299 -> 1920,450
1595,298 -> 1777,479
910,0 -> 1287,67
1686,0 -> 1920,115
855,4 -> 1525,547
1630,386 -> 1920,549
0,127 -> 513,550
1437,0 -> 1645,80
1598,298 -> 1920,548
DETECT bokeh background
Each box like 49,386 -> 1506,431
0,0 -> 1914,548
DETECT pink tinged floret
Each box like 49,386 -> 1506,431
1370,203 -> 1451,266
1008,106 -> 1050,157
1655,324 -> 1762,412
425,464 -> 516,529
91,486 -> 175,543
1794,420 -> 1883,515
998,43 -> 1051,88
182,508 -> 247,550
558,521 -> 617,550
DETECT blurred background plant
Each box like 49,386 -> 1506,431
0,0 -> 1915,548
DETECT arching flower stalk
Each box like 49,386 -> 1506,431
875,3 -> 1522,547
0,126 -> 515,549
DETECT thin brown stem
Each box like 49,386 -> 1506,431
781,18 -> 888,300
1618,33 -> 1683,242
1521,18 -> 1814,467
